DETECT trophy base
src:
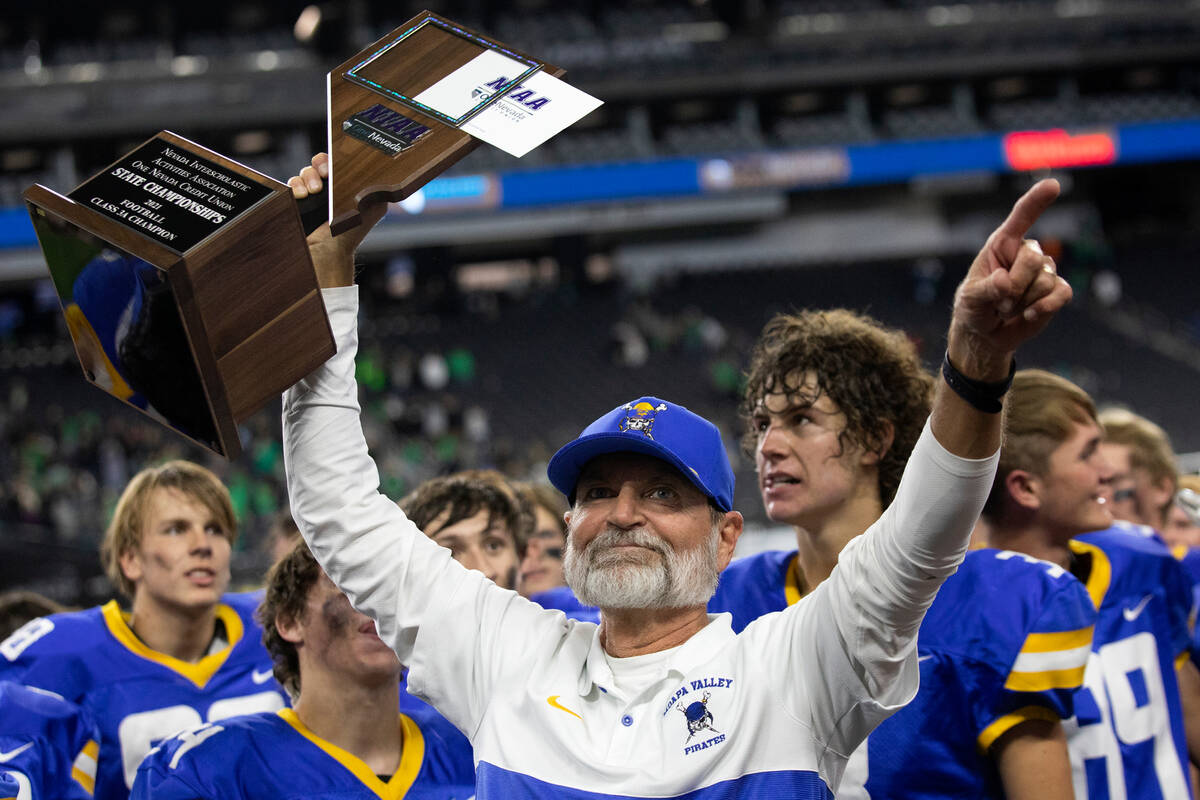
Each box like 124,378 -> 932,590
24,132 -> 334,458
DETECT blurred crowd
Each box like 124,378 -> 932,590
0,289 -> 750,570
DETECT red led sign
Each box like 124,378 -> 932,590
1003,129 -> 1117,171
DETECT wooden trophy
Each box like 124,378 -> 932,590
23,10 -> 564,458
24,132 -> 329,458
313,10 -> 565,235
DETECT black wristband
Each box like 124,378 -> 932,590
941,352 -> 1015,414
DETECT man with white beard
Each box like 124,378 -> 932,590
562,514 -> 719,609
284,154 -> 1071,798
556,402 -> 728,613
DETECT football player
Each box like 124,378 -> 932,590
515,482 -> 599,623
1098,408 -> 1178,532
396,471 -> 540,710
1097,408 -> 1200,795
0,461 -> 287,800
709,309 -> 934,631
0,681 -> 98,800
132,542 -> 475,799
516,482 -> 569,598
984,370 -> 1200,799
1166,477 -> 1200,550
400,472 -> 528,592
712,309 -> 1094,799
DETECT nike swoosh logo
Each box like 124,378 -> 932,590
917,654 -> 934,663
0,742 -> 33,762
1124,594 -> 1154,622
251,668 -> 275,684
546,695 -> 582,721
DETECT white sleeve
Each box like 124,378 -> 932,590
749,419 -> 998,769
282,286 -> 569,736
842,418 -> 1000,638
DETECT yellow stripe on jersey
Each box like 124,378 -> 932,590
71,767 -> 95,795
1004,665 -> 1087,693
278,708 -> 426,800
101,600 -> 244,689
1177,651 -> 1191,670
70,738 -> 99,794
1006,623 -> 1092,693
1021,626 -> 1094,653
784,554 -> 805,607
391,713 -> 427,798
1068,539 -> 1112,611
977,705 -> 1060,753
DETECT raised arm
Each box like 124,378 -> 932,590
935,178 -> 1070,458
865,178 -> 1072,599
281,154 -> 562,733
771,181 -> 1074,758
870,178 -> 1072,592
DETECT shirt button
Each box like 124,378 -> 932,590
621,714 -> 633,727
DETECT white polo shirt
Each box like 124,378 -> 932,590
283,286 -> 999,799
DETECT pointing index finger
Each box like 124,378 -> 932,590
994,178 -> 1061,243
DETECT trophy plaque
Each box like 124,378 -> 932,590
24,10 -> 578,459
24,131 -> 330,458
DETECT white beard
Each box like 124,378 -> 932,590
563,523 -> 720,610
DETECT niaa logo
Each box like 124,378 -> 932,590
342,104 -> 432,156
471,76 -> 551,110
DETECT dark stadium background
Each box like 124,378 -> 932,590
1,0 -> 1198,605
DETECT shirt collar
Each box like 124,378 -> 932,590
577,612 -> 736,696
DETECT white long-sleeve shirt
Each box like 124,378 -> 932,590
283,286 -> 999,799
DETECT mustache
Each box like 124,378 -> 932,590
583,527 -> 669,558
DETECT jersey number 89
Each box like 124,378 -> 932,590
1068,633 -> 1188,800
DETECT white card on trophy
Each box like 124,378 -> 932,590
415,52 -> 603,158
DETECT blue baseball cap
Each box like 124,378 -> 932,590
547,396 -> 735,511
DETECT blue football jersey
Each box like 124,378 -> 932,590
0,682 -> 99,800
528,586 -> 600,624
1067,527 -> 1195,800
132,709 -> 476,800
0,772 -> 17,800
707,549 -> 801,632
0,594 -> 288,800
398,669 -> 441,718
1170,545 -> 1200,667
837,548 -> 1096,799
397,671 -> 474,770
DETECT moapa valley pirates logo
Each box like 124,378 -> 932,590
664,677 -> 732,756
679,692 -> 719,742
619,402 -> 667,438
